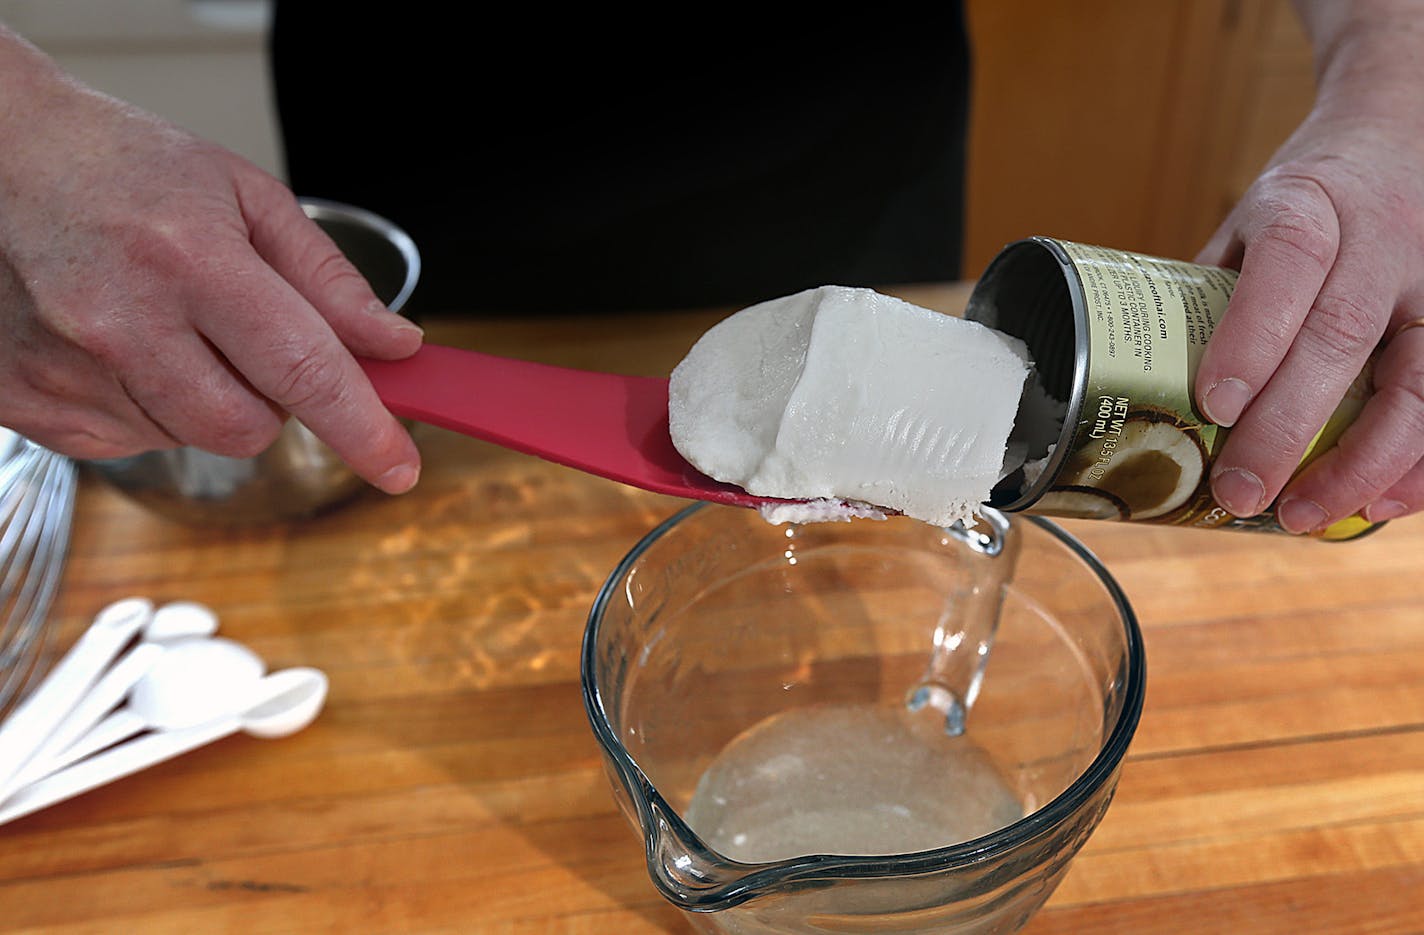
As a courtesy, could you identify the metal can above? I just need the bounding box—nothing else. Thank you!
[966,237,1378,540]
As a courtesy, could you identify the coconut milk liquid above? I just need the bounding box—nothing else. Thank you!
[683,703,1023,863]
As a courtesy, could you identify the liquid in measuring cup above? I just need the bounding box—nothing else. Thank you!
[684,703,1023,863]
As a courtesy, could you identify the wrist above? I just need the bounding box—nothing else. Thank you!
[1301,2,1424,118]
[0,26,93,174]
[0,24,69,110]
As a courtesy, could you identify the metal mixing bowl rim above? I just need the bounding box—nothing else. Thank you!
[298,196,422,315]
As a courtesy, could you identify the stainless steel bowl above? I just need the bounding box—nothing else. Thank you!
[88,198,421,525]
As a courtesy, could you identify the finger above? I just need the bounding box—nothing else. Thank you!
[1210,242,1392,519]
[3,341,178,457]
[12,286,283,459]
[115,330,287,458]
[1275,323,1424,531]
[1363,453,1424,523]
[240,183,422,360]
[0,385,176,461]
[195,263,421,494]
[1207,231,1395,518]
[1194,174,1339,430]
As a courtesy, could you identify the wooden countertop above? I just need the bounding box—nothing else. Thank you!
[4,285,1423,934]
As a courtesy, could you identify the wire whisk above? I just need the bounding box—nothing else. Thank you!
[0,430,77,721]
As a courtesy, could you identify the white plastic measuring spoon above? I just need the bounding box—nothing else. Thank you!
[5,601,223,791]
[19,636,266,784]
[0,666,328,826]
[3,643,166,792]
[142,601,221,644]
[0,427,18,463]
[0,597,154,792]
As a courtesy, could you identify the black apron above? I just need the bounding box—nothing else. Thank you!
[270,7,971,315]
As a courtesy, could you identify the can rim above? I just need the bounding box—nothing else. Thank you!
[967,236,1089,513]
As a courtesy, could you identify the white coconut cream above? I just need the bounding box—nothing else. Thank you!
[669,286,1059,527]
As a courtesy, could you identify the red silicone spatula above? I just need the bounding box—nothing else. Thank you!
[359,344,780,508]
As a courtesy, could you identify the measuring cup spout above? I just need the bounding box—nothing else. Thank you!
[635,785,804,912]
[645,798,741,901]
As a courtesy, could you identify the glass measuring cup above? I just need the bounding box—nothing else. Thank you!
[582,503,1144,934]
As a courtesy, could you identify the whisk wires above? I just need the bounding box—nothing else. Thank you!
[0,440,77,720]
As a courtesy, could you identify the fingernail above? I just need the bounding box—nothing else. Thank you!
[366,300,424,335]
[377,462,420,494]
[1365,499,1408,522]
[1202,378,1251,427]
[1276,497,1327,534]
[1212,467,1265,516]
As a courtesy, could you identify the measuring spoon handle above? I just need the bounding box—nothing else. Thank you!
[0,717,239,826]
[5,643,166,794]
[0,598,153,790]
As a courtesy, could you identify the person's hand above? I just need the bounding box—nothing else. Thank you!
[1194,5,1424,532]
[0,28,422,493]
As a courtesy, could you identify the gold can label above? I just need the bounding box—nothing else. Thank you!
[1030,240,1374,540]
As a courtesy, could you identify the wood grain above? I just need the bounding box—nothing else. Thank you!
[3,288,1422,933]
[963,0,1316,274]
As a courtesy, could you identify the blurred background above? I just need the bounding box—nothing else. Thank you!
[0,0,282,173]
[0,0,1315,281]
[963,0,1315,273]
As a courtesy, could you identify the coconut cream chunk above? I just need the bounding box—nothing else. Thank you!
[668,286,1036,527]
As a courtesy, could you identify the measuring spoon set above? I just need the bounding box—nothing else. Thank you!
[0,597,327,825]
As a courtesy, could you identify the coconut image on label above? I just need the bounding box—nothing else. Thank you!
[1033,485,1130,522]
[1050,405,1209,522]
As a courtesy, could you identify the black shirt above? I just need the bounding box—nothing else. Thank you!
[270,8,970,315]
